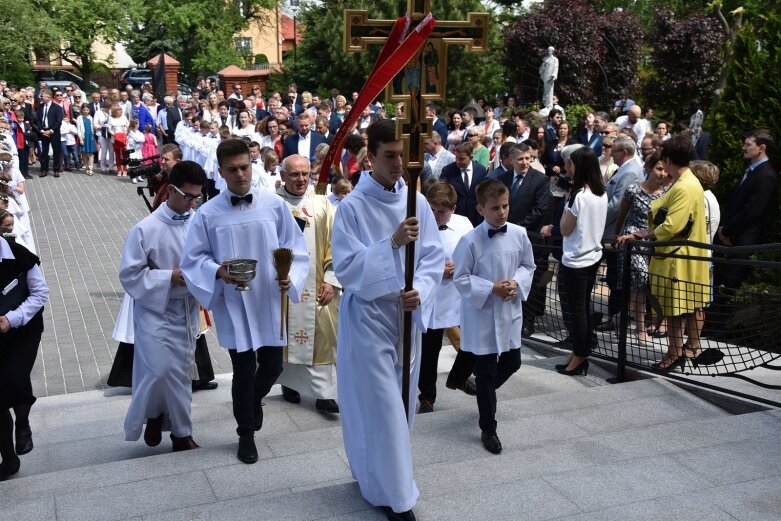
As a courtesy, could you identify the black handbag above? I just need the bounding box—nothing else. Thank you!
[0,271,29,316]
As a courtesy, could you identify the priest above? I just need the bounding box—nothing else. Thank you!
[275,154,340,414]
[180,139,309,464]
[119,161,207,452]
[332,120,444,521]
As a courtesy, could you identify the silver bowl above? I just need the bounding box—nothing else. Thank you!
[223,258,258,291]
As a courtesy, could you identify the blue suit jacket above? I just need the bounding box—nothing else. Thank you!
[433,117,448,145]
[440,160,489,226]
[282,131,327,162]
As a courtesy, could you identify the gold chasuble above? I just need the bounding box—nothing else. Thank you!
[276,187,339,365]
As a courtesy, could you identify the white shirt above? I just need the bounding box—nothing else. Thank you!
[563,187,607,268]
[429,214,473,329]
[297,131,311,158]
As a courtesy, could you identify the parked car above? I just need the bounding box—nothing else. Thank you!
[33,69,100,93]
[120,69,153,89]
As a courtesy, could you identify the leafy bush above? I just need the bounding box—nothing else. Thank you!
[707,12,781,241]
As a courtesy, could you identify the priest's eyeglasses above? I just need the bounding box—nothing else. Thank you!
[281,170,310,179]
[172,184,204,203]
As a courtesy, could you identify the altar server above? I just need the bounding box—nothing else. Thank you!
[452,179,536,454]
[332,120,444,521]
[180,138,308,464]
[120,161,207,452]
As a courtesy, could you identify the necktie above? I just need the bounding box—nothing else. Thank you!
[231,194,253,206]
[172,214,190,221]
[462,168,469,188]
[739,166,751,186]
[488,225,507,238]
[438,224,448,231]
[511,174,524,200]
[43,104,49,128]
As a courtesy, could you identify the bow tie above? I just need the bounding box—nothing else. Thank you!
[488,225,507,238]
[172,214,190,221]
[438,224,449,231]
[251,159,257,164]
[383,186,396,193]
[231,194,253,206]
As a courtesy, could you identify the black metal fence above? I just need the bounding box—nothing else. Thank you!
[528,237,781,404]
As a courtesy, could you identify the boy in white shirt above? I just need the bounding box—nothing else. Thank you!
[417,180,473,413]
[452,179,536,454]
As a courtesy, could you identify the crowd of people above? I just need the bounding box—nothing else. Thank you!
[1,74,779,521]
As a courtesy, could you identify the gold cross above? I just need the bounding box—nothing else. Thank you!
[345,0,489,169]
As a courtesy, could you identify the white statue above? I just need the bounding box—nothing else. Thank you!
[539,46,559,109]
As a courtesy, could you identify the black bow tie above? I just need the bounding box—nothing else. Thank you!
[383,186,396,193]
[488,225,507,238]
[231,194,253,206]
[438,224,449,231]
[251,159,257,164]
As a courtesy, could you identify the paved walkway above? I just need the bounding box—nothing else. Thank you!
[25,165,231,397]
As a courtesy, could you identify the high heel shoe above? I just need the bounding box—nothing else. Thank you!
[652,355,685,373]
[557,359,589,376]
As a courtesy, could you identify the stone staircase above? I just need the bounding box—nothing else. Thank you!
[3,348,781,521]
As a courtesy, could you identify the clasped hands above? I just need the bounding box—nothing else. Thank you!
[492,279,519,302]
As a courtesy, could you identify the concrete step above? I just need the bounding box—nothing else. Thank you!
[3,353,780,521]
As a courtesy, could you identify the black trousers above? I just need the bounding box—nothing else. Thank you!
[523,254,550,326]
[228,347,282,437]
[559,261,600,357]
[475,348,522,433]
[446,349,475,389]
[418,328,444,403]
[604,250,623,318]
[38,132,62,172]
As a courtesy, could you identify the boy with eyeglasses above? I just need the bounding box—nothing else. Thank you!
[119,161,208,453]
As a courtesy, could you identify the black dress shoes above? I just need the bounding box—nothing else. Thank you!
[0,456,20,481]
[594,319,615,332]
[15,425,33,455]
[281,386,301,404]
[143,414,164,447]
[170,434,201,452]
[315,399,339,413]
[381,507,417,521]
[22,174,34,179]
[39,171,48,178]
[481,431,502,454]
[192,380,218,392]
[237,434,258,464]
[445,376,477,396]
[418,399,434,414]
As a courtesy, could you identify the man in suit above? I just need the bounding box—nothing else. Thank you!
[166,97,186,145]
[36,89,64,177]
[544,108,562,148]
[314,116,334,145]
[498,143,551,336]
[89,92,102,117]
[317,103,341,135]
[425,103,447,146]
[717,129,780,288]
[597,135,644,331]
[440,142,488,226]
[487,142,516,178]
[282,112,326,163]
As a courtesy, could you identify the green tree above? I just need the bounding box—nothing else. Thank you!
[285,0,504,107]
[0,1,60,84]
[35,0,135,86]
[707,11,781,238]
[122,0,277,80]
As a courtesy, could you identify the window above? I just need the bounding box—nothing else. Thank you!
[234,37,253,54]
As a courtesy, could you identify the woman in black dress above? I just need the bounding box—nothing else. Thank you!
[0,232,49,481]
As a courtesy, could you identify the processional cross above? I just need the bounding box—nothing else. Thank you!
[342,0,489,417]
[345,0,489,168]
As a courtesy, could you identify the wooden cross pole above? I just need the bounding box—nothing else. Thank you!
[345,0,489,418]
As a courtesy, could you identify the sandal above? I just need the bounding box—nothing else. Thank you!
[682,342,702,360]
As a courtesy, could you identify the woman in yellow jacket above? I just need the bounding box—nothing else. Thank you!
[622,135,710,371]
